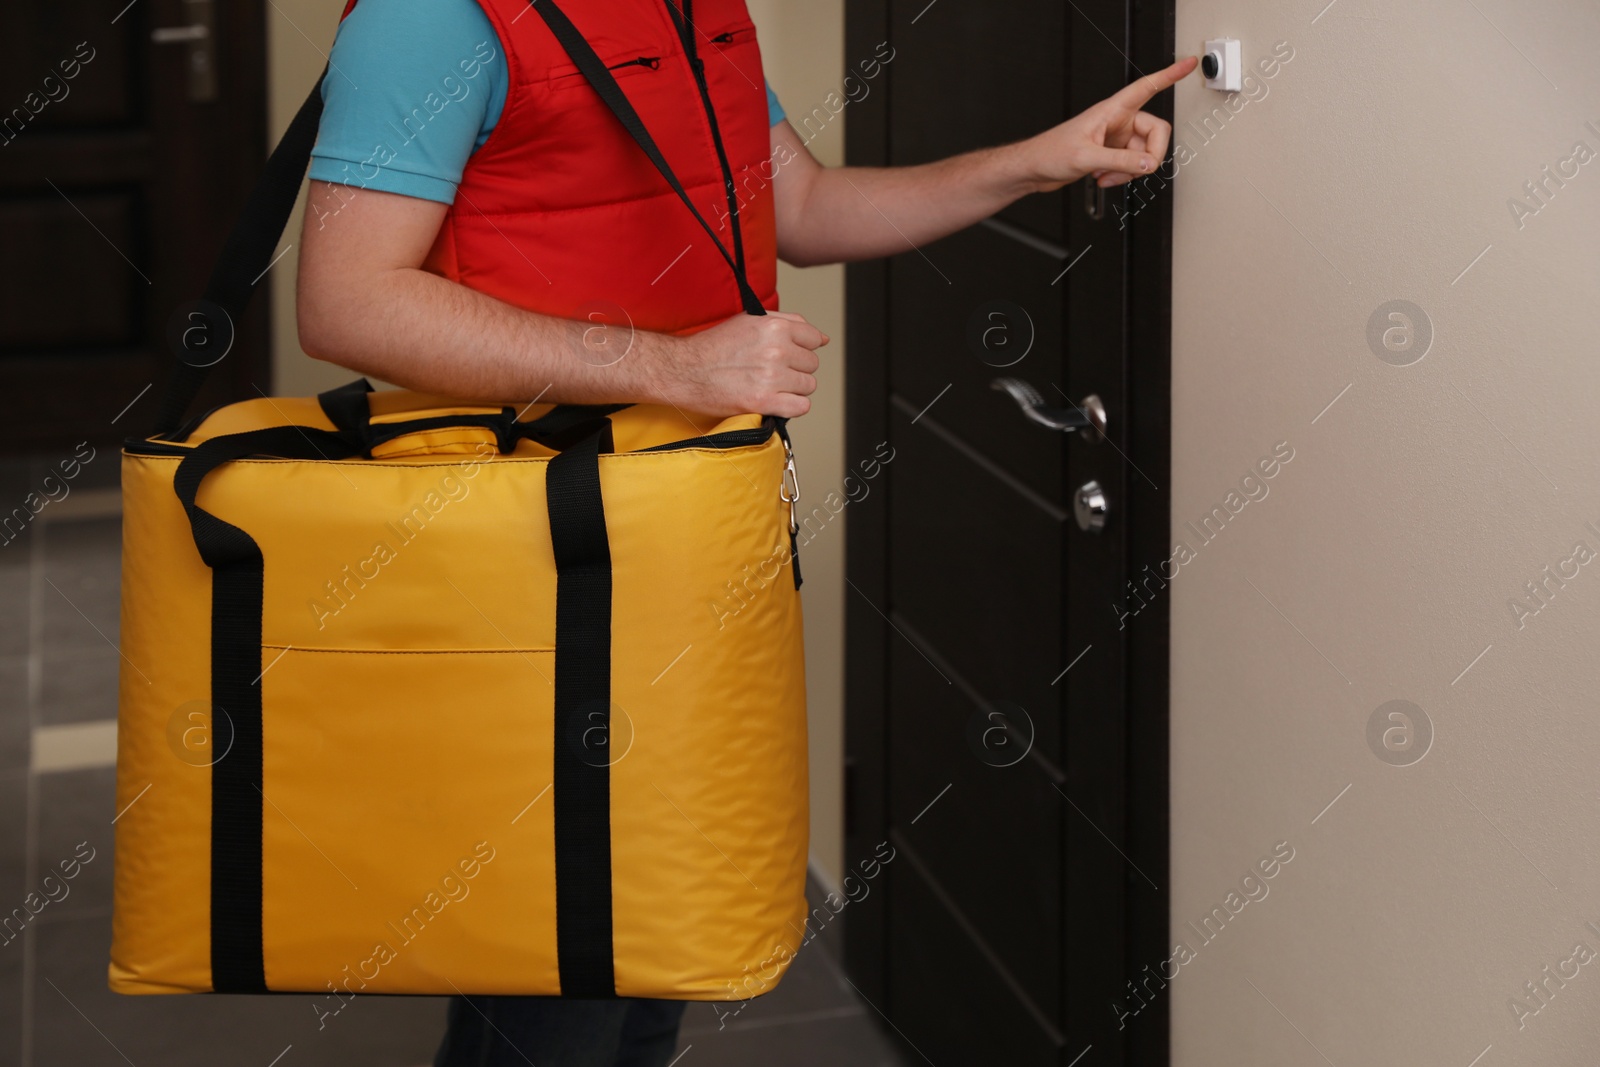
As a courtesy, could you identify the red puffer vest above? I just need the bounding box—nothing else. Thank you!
[339,0,779,334]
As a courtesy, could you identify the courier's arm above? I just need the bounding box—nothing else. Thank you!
[769,57,1195,267]
[294,182,825,418]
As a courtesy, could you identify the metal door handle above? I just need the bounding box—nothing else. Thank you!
[151,25,208,42]
[990,378,1106,442]
[151,0,218,102]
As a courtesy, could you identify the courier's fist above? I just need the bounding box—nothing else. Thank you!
[656,311,828,418]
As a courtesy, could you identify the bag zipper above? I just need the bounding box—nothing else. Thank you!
[125,422,776,459]
[634,422,773,453]
[123,437,194,457]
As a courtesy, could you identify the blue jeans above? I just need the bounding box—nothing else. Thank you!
[434,995,688,1067]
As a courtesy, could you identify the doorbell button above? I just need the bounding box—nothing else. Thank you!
[1201,38,1242,92]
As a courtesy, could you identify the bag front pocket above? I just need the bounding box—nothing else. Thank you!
[256,646,562,994]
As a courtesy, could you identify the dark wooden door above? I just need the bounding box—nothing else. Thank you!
[843,1,1175,1064]
[0,0,269,454]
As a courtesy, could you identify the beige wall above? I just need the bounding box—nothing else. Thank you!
[266,0,345,399]
[265,1,848,886]
[1169,2,1600,1063]
[745,0,847,889]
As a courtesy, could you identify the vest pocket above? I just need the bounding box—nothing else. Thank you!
[707,23,757,49]
[546,54,662,92]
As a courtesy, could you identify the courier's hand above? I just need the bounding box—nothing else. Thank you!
[657,311,828,419]
[1014,56,1197,192]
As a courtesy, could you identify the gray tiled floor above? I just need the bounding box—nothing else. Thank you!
[1,474,911,1067]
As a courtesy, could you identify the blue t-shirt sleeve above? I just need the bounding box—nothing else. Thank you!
[766,82,785,126]
[309,0,784,205]
[308,0,507,205]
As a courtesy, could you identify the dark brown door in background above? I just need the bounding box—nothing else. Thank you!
[844,1,1174,1064]
[0,0,268,455]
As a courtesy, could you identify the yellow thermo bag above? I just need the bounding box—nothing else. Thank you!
[112,387,810,999]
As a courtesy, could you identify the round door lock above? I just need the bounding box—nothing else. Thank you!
[1074,480,1109,533]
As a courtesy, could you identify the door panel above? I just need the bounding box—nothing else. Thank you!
[881,1,1072,1064]
[0,0,269,453]
[886,1,1066,243]
[889,841,1064,1065]
[845,0,1176,1063]
[887,224,1067,503]
[888,651,1063,1027]
[1,195,142,350]
[885,402,1066,765]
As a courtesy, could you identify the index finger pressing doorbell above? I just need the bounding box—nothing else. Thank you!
[1201,38,1242,91]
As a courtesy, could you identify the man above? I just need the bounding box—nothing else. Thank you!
[297,0,1192,1062]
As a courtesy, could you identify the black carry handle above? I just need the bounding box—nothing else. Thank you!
[173,425,359,569]
[526,0,766,318]
[315,377,634,456]
[172,412,620,573]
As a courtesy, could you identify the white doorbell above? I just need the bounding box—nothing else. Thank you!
[1201,38,1242,92]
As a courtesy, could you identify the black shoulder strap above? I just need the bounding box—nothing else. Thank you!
[525,0,766,318]
[151,76,328,437]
